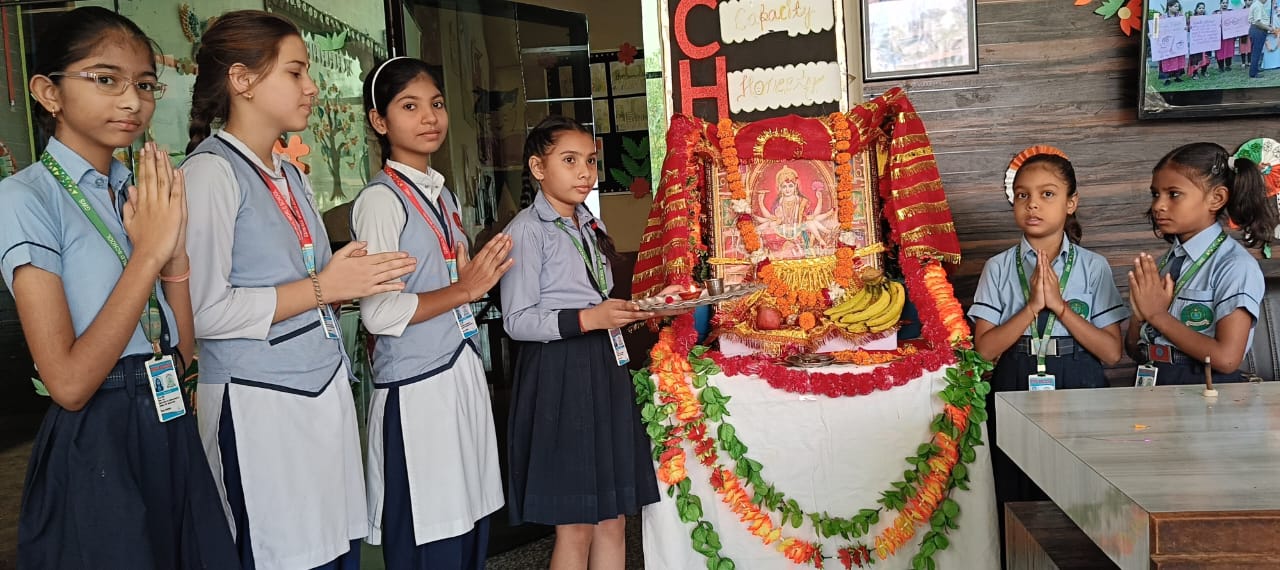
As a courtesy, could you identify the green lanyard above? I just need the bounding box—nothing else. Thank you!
[1159,231,1227,297]
[554,219,608,299]
[1140,231,1228,346]
[41,152,164,356]
[1016,243,1076,371]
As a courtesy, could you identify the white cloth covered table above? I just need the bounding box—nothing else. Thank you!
[642,364,999,569]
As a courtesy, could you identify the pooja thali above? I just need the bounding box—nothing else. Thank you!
[632,282,764,311]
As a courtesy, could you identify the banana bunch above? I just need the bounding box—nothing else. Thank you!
[823,268,906,334]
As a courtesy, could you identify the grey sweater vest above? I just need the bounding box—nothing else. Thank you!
[188,135,349,396]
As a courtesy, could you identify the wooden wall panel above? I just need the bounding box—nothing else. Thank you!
[865,0,1280,380]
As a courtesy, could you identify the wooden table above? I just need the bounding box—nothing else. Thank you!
[996,383,1280,569]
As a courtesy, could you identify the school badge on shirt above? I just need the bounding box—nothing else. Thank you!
[1181,303,1213,331]
[1068,299,1090,319]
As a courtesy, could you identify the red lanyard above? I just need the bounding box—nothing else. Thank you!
[384,166,457,260]
[255,167,312,250]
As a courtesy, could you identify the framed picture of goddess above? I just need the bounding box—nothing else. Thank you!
[711,150,880,285]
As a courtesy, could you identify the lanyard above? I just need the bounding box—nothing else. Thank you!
[1141,231,1228,346]
[221,140,318,275]
[384,167,456,260]
[1016,243,1076,372]
[1159,231,1227,297]
[257,169,313,265]
[41,152,164,356]
[554,219,608,299]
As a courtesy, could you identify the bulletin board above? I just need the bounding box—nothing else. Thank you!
[589,49,652,195]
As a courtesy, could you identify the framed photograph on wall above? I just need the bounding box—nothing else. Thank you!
[861,0,978,81]
[1137,0,1280,119]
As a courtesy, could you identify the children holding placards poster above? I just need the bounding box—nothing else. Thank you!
[1189,3,1213,79]
[1216,0,1237,72]
[1160,1,1189,84]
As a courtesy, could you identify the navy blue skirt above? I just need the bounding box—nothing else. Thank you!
[507,331,660,526]
[986,340,1108,506]
[382,386,490,569]
[18,355,239,569]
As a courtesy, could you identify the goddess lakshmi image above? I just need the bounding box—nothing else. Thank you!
[751,162,839,258]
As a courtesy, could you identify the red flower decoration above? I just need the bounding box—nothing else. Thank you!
[1118,0,1142,36]
[630,177,651,198]
[618,42,638,65]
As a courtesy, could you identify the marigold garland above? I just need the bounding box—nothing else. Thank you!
[830,112,857,288]
[831,343,919,365]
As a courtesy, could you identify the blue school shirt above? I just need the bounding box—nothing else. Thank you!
[1146,222,1262,352]
[0,137,179,358]
[968,234,1129,336]
[500,191,614,342]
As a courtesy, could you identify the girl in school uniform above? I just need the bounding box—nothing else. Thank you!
[969,150,1129,519]
[0,7,237,568]
[1215,0,1237,72]
[501,115,663,569]
[1126,142,1277,385]
[1161,0,1189,84]
[181,11,417,570]
[353,57,510,569]
[1190,3,1213,79]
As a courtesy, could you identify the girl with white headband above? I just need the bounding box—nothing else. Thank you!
[353,56,511,569]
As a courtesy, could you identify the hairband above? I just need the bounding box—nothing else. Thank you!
[1004,145,1069,204]
[1227,156,1237,171]
[369,56,410,111]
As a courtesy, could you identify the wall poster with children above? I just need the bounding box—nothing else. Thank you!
[1143,0,1280,96]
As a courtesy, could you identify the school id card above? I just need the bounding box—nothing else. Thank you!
[454,304,479,339]
[1028,373,1056,391]
[443,259,479,339]
[319,305,341,340]
[1135,364,1158,387]
[146,355,186,422]
[609,327,630,366]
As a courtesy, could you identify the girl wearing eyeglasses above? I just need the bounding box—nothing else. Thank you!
[0,7,238,568]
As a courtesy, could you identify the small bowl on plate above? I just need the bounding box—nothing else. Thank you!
[678,288,704,301]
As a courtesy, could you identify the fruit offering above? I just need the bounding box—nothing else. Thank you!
[823,267,905,334]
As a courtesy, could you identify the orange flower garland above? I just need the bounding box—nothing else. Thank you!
[830,112,856,288]
[719,119,763,257]
[758,262,825,316]
[637,313,989,569]
[922,262,971,346]
[831,343,919,365]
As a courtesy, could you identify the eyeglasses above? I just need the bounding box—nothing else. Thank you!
[46,71,167,100]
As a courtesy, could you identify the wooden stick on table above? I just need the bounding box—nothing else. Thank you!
[1203,356,1217,398]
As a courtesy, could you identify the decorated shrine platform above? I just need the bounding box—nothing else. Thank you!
[996,383,1280,569]
[640,359,1001,569]
[631,89,999,568]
